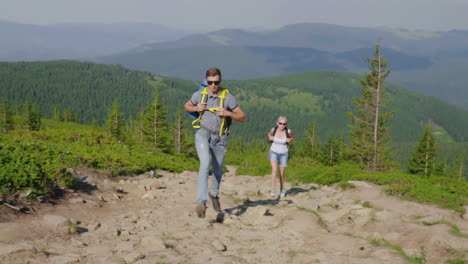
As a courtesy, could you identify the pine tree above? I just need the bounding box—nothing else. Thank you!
[142,93,171,153]
[22,100,41,131]
[171,109,195,155]
[29,104,42,131]
[408,125,436,177]
[106,100,125,142]
[298,121,320,159]
[0,98,14,133]
[454,155,464,181]
[348,44,394,171]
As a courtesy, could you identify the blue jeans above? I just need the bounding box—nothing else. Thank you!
[268,150,289,167]
[195,128,227,204]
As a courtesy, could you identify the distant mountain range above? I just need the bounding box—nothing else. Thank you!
[0,20,194,61]
[95,23,468,109]
[2,21,468,109]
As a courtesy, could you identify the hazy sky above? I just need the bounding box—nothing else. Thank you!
[1,0,467,32]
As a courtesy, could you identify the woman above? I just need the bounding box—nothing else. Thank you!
[267,116,294,198]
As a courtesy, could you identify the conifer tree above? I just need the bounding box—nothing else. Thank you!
[408,125,436,176]
[29,104,42,131]
[320,135,345,166]
[22,100,41,131]
[142,93,171,152]
[298,121,320,159]
[0,98,14,133]
[348,44,394,171]
[171,109,195,155]
[63,108,78,123]
[454,155,464,181]
[106,100,125,142]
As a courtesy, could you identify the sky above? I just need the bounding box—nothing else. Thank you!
[1,0,468,32]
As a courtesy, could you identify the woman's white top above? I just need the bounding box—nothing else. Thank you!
[270,130,289,154]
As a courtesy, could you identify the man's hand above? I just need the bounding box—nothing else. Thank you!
[197,102,207,112]
[217,108,230,117]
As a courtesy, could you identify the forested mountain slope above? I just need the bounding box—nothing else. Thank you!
[1,61,468,142]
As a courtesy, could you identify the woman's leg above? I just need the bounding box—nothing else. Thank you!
[270,160,278,192]
[279,166,286,192]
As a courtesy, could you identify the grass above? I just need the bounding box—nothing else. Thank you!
[369,238,425,264]
[447,259,466,264]
[445,247,468,264]
[286,159,468,212]
[337,181,356,190]
[362,201,373,208]
[423,220,468,239]
[297,206,329,231]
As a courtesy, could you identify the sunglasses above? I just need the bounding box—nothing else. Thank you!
[207,81,221,85]
[278,122,287,125]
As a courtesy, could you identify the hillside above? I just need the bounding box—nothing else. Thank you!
[96,23,468,109]
[1,61,468,143]
[98,46,430,81]
[1,167,467,263]
[0,20,193,61]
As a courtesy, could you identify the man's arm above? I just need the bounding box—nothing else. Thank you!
[184,100,205,113]
[217,106,246,122]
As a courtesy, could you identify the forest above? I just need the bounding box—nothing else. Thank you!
[1,48,467,212]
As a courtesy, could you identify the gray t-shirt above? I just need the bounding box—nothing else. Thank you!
[191,88,238,133]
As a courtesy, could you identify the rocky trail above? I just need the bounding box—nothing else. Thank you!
[1,166,467,264]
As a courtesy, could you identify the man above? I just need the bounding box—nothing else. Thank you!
[184,67,246,218]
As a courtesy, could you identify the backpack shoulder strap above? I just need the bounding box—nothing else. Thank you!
[192,87,209,129]
[272,126,278,137]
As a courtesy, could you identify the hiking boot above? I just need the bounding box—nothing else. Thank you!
[196,202,206,218]
[270,190,276,197]
[280,190,286,198]
[208,193,222,212]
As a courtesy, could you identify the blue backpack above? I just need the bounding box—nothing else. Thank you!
[188,79,208,119]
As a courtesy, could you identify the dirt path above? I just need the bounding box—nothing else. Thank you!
[1,166,467,264]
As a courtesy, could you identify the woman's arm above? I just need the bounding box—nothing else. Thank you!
[286,130,294,143]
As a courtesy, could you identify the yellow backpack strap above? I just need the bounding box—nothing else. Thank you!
[191,87,209,129]
[218,88,230,136]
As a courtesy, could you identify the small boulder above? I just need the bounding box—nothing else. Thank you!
[212,240,227,252]
[418,214,443,225]
[140,236,166,251]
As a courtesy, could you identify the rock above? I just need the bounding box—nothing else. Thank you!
[70,237,87,247]
[223,214,240,225]
[348,181,375,189]
[0,242,36,255]
[91,223,101,231]
[212,239,227,251]
[462,206,468,221]
[48,255,80,264]
[350,208,373,217]
[43,215,72,233]
[375,210,393,221]
[383,232,400,242]
[68,197,85,204]
[241,206,275,225]
[140,236,166,250]
[141,190,159,200]
[418,214,443,225]
[122,252,145,263]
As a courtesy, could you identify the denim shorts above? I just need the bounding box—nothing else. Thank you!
[268,150,289,167]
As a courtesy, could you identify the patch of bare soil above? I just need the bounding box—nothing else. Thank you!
[1,166,467,264]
